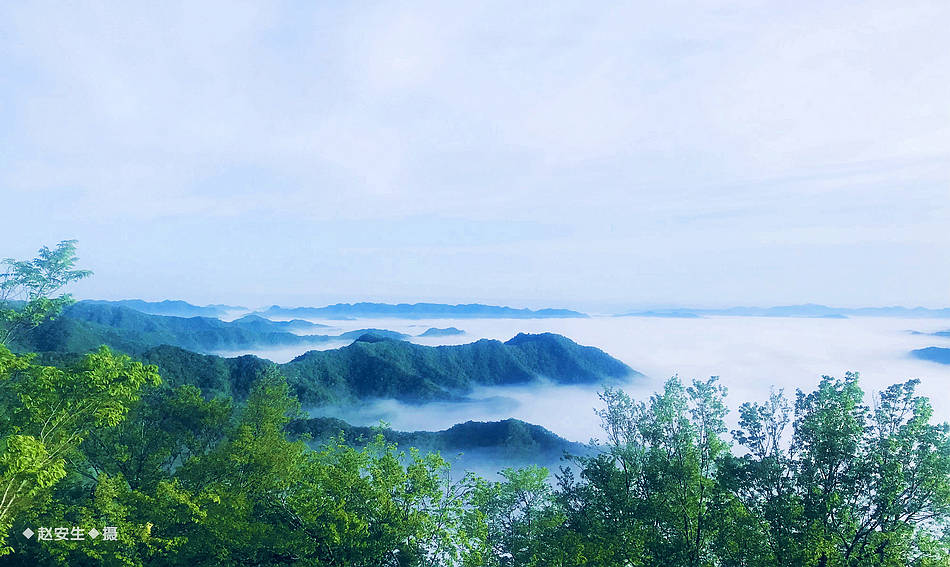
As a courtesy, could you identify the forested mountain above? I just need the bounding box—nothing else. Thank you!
[135,332,636,406]
[229,313,331,332]
[8,298,634,406]
[280,333,636,405]
[291,417,592,476]
[82,299,246,317]
[11,302,333,354]
[335,328,410,341]
[259,302,588,319]
[137,345,274,400]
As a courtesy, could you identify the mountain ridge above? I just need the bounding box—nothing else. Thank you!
[280,332,637,405]
[15,302,334,354]
[116,332,638,407]
[290,417,593,476]
[260,302,588,319]
[617,304,950,318]
[82,299,246,318]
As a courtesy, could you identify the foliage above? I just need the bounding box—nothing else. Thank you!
[552,377,733,566]
[3,355,949,566]
[0,240,92,346]
[724,374,950,567]
[465,466,564,567]
[0,346,159,555]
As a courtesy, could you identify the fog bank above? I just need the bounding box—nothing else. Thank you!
[247,316,950,442]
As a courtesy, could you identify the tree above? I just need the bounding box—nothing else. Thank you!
[285,436,476,566]
[1,240,92,346]
[165,368,308,565]
[465,466,564,567]
[795,376,950,566]
[0,346,159,555]
[557,376,733,567]
[728,374,950,566]
[720,388,801,565]
[81,384,234,491]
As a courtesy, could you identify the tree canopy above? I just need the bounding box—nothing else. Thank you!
[1,240,92,346]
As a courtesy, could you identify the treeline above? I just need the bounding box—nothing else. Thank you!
[3,345,949,566]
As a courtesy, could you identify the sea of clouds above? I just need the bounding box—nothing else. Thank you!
[222,315,950,443]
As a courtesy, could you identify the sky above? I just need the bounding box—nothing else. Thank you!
[1,1,949,312]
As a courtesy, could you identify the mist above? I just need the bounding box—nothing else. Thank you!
[238,315,950,442]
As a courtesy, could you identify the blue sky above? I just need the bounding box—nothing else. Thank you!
[1,1,948,311]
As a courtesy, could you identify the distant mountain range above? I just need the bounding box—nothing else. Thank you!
[907,329,950,338]
[618,304,950,318]
[77,299,950,321]
[259,302,588,319]
[80,299,589,320]
[83,299,247,318]
[12,302,336,354]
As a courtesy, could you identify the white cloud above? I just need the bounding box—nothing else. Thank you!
[1,1,948,307]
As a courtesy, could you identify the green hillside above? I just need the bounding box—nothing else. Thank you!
[110,332,635,406]
[137,344,274,400]
[280,333,637,405]
[11,302,333,354]
[10,301,636,407]
[291,417,593,474]
[82,298,246,317]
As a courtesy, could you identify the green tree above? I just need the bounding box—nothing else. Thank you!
[465,466,564,567]
[0,346,159,555]
[1,240,92,346]
[728,374,950,566]
[285,436,475,566]
[167,368,308,565]
[557,376,733,567]
[81,384,234,491]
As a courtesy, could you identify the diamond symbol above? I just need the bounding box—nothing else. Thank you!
[88,528,100,539]
[22,528,34,539]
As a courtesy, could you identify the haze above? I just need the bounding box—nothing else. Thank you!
[2,2,949,311]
